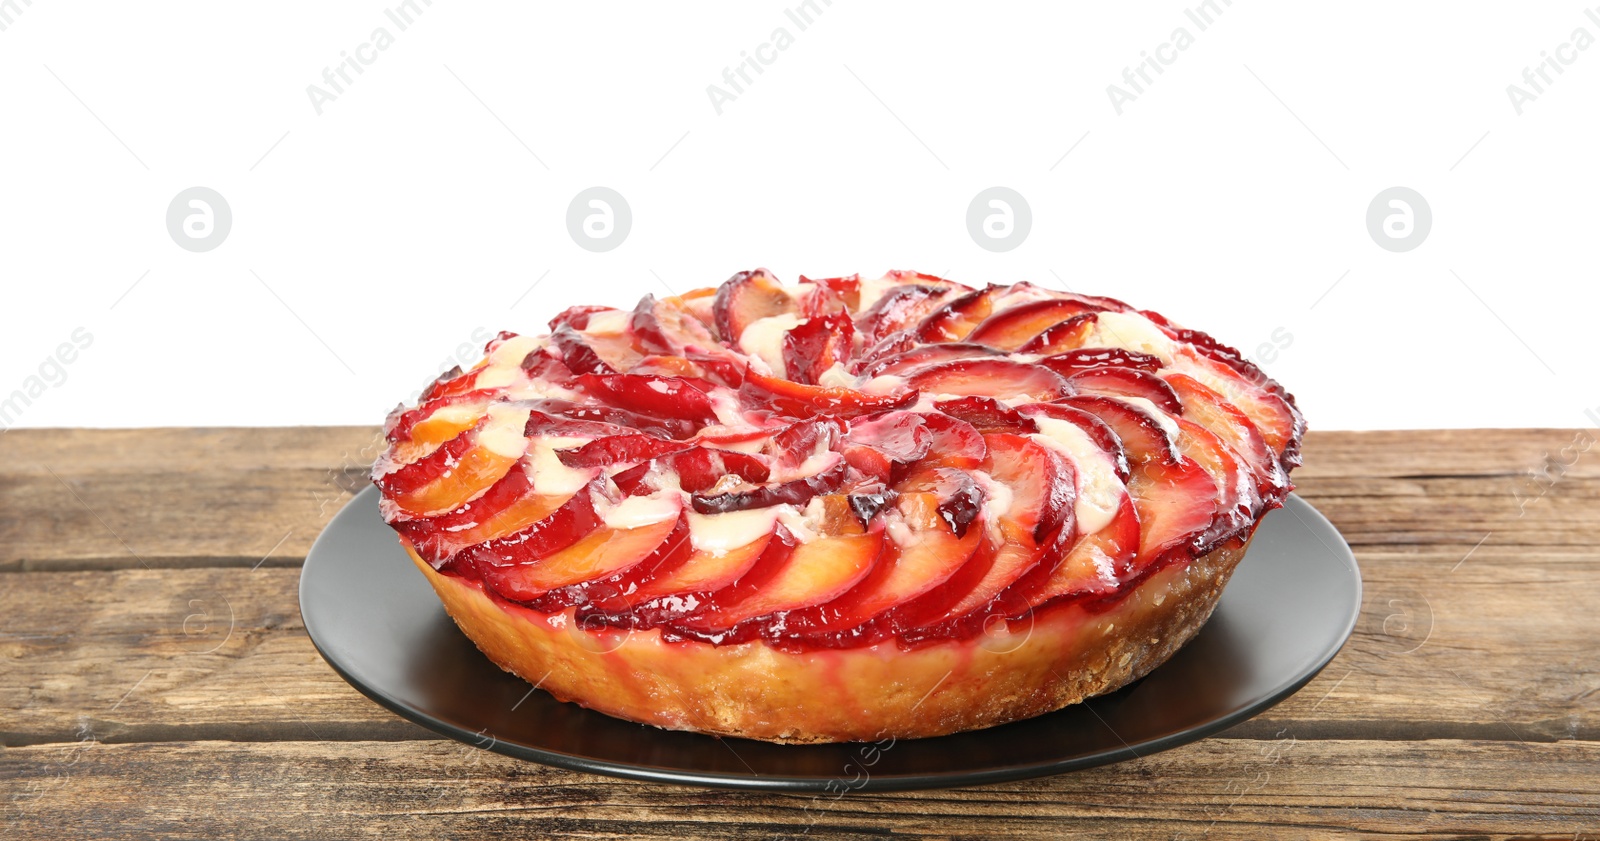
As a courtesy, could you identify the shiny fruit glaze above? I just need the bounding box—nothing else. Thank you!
[372,270,1305,652]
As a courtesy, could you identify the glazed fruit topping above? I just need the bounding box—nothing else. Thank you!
[740,368,919,419]
[374,270,1305,650]
[966,298,1104,351]
[781,311,855,385]
[715,269,796,343]
[690,455,848,515]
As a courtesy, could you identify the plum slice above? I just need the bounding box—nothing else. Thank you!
[769,493,987,642]
[1170,415,1259,554]
[573,373,720,426]
[548,304,616,333]
[1125,454,1217,574]
[607,446,772,497]
[798,273,861,316]
[663,447,772,493]
[917,411,988,469]
[1015,313,1100,355]
[967,298,1104,351]
[855,342,1001,379]
[932,396,1039,434]
[856,284,951,344]
[985,432,1076,546]
[521,513,694,612]
[481,501,683,602]
[1164,373,1287,498]
[1055,395,1182,465]
[913,284,1006,342]
[690,455,849,514]
[1024,493,1139,609]
[1065,367,1185,416]
[781,311,855,385]
[385,388,497,444]
[1036,347,1162,375]
[886,433,1075,641]
[524,398,699,440]
[895,464,986,538]
[905,358,1069,402]
[1017,402,1131,483]
[839,411,932,482]
[555,433,688,469]
[1173,347,1304,464]
[672,521,886,636]
[393,459,561,565]
[454,479,605,573]
[739,368,918,420]
[714,269,795,343]
[577,523,789,630]
[375,408,527,516]
[763,417,845,469]
[549,327,611,376]
[626,295,678,355]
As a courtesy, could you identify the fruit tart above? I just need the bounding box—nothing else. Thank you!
[371,270,1305,743]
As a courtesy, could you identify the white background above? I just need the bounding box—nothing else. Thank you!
[2,1,1597,431]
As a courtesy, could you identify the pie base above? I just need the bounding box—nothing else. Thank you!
[406,528,1255,744]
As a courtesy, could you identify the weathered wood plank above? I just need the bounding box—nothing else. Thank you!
[0,427,385,570]
[0,567,427,745]
[1292,426,1600,479]
[2,546,1596,746]
[3,739,1596,839]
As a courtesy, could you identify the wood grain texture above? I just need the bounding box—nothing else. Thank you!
[0,426,384,570]
[2,427,1598,839]
[3,740,1596,839]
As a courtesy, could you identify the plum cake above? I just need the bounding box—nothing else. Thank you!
[371,270,1305,743]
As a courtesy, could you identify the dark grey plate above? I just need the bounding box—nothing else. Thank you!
[301,486,1360,792]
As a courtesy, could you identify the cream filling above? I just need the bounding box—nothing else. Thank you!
[778,449,839,483]
[860,373,908,395]
[707,389,749,428]
[694,430,769,454]
[483,333,542,371]
[884,515,916,548]
[526,435,598,495]
[1115,395,1182,439]
[986,282,1061,314]
[854,274,903,312]
[908,392,945,414]
[498,377,588,404]
[686,506,787,554]
[473,366,520,390]
[599,491,682,530]
[971,471,1014,542]
[1029,415,1120,536]
[816,362,858,390]
[478,404,533,458]
[1081,310,1179,361]
[775,496,829,544]
[423,401,487,428]
[737,313,802,376]
[582,309,629,336]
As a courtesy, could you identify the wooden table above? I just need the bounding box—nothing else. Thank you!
[3,427,1596,839]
